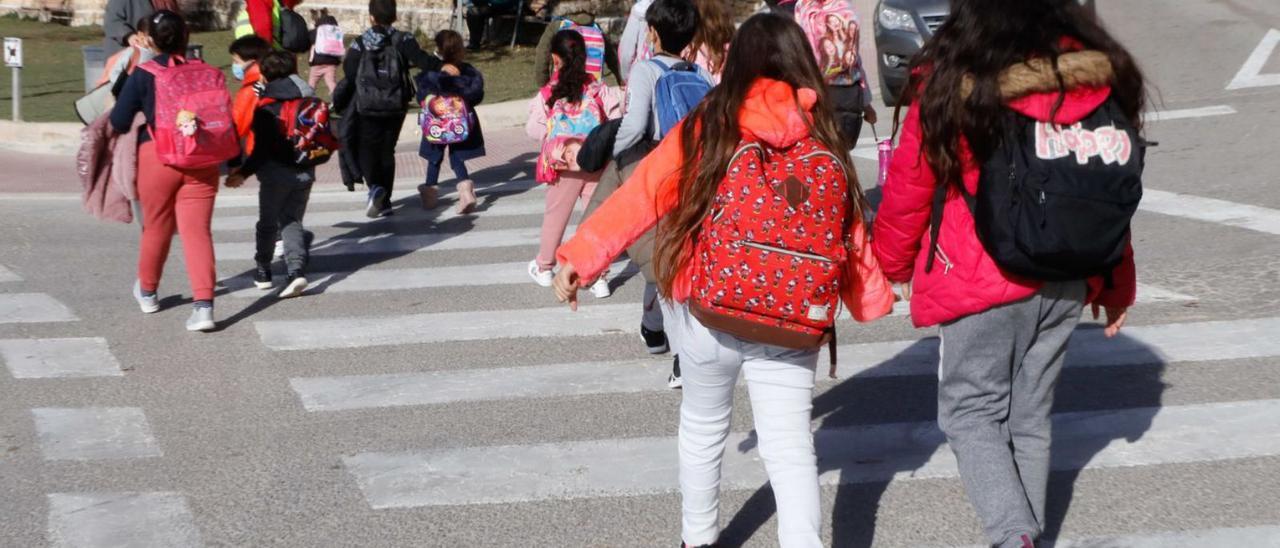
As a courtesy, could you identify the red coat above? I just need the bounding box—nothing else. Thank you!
[872,51,1137,328]
[558,78,895,323]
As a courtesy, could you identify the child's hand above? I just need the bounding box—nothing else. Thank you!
[442,64,461,77]
[553,262,581,311]
[864,105,878,125]
[224,174,245,188]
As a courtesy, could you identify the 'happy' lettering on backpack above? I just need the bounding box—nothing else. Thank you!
[1035,122,1133,166]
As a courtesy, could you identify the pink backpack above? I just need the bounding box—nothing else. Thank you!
[138,58,240,169]
[795,0,863,86]
[536,79,608,183]
[314,24,345,57]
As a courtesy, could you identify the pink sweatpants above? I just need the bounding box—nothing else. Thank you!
[136,142,220,301]
[307,64,338,96]
[536,171,600,271]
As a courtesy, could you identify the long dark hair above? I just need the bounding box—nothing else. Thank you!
[435,30,466,65]
[653,13,864,297]
[149,10,189,56]
[901,0,1146,189]
[687,0,735,75]
[547,30,590,109]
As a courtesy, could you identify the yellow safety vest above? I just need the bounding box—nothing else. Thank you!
[232,0,283,48]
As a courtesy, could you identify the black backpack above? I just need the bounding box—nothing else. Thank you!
[355,32,412,117]
[927,98,1147,281]
[279,8,311,53]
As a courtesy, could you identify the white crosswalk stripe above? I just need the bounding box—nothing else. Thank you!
[0,293,78,323]
[46,492,203,548]
[1,338,124,379]
[32,407,163,461]
[216,226,568,260]
[212,179,540,209]
[344,399,1280,508]
[291,315,1261,412]
[210,198,547,232]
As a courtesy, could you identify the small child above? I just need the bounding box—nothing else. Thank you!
[415,30,485,213]
[525,29,621,295]
[307,9,343,97]
[226,51,318,299]
[228,35,271,145]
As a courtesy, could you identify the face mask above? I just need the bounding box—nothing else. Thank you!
[232,62,247,81]
[137,47,157,64]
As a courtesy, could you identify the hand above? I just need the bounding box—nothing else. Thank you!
[553,262,581,311]
[442,64,461,77]
[1091,304,1129,338]
[127,32,146,48]
[864,105,878,125]
[224,174,245,188]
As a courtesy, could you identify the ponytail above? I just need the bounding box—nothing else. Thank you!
[547,29,590,109]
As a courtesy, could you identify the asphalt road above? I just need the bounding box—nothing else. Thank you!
[2,1,1280,546]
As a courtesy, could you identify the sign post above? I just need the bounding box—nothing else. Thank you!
[3,37,21,121]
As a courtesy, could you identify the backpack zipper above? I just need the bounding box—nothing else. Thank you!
[741,241,834,263]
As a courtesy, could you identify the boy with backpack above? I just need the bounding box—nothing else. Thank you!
[337,0,445,218]
[226,51,338,299]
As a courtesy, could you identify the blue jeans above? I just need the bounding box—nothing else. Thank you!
[424,150,471,187]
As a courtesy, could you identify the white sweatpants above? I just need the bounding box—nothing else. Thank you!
[668,303,822,548]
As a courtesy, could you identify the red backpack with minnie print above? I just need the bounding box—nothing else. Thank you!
[688,137,856,352]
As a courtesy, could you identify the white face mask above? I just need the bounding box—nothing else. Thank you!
[137,46,157,63]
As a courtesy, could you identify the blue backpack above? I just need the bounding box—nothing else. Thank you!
[652,60,713,139]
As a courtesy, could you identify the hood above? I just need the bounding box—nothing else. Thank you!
[738,79,819,149]
[262,76,306,102]
[361,27,394,50]
[244,62,262,85]
[962,50,1115,125]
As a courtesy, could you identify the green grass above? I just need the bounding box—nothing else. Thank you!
[0,15,541,123]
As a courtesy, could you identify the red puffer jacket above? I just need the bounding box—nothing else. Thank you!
[872,50,1137,328]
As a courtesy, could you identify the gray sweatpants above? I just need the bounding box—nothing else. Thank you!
[937,281,1087,548]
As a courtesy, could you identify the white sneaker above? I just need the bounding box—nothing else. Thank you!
[273,239,284,259]
[185,305,216,332]
[527,260,553,287]
[589,276,612,299]
[133,280,160,314]
[279,274,308,299]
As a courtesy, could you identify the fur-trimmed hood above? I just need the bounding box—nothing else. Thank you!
[966,50,1116,125]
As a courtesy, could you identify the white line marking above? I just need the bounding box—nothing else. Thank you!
[212,179,540,209]
[47,492,203,548]
[344,399,1280,508]
[1227,28,1280,90]
[32,407,162,461]
[216,226,569,259]
[292,316,1266,411]
[0,293,78,324]
[0,263,20,282]
[1142,104,1237,122]
[210,198,547,231]
[1,338,123,379]
[256,301,632,350]
[865,282,1192,318]
[1141,189,1280,236]
[221,260,633,298]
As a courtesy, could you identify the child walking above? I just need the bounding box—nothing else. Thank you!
[416,29,485,213]
[872,0,1144,546]
[307,9,343,97]
[525,29,620,295]
[553,14,894,547]
[226,51,323,299]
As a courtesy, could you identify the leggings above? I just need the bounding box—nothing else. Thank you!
[535,171,599,271]
[136,141,220,301]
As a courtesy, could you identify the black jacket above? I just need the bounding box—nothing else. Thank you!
[240,77,311,179]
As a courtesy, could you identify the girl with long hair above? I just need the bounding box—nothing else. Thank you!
[553,13,893,547]
[873,1,1145,546]
[524,30,621,291]
[685,0,735,80]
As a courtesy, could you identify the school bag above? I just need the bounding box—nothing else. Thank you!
[536,80,608,183]
[652,60,713,139]
[795,0,863,86]
[689,137,856,351]
[137,58,239,169]
[279,7,311,53]
[355,32,412,117]
[419,93,472,145]
[313,23,345,57]
[557,19,607,81]
[258,96,340,167]
[926,98,1146,281]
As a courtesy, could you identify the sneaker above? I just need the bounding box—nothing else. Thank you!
[641,325,669,354]
[589,276,612,299]
[527,260,553,287]
[253,264,273,290]
[418,183,439,209]
[132,280,160,314]
[185,304,216,332]
[279,273,308,299]
[273,239,284,259]
[667,355,682,389]
[366,187,389,218]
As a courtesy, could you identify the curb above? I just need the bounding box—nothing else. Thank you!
[0,98,530,157]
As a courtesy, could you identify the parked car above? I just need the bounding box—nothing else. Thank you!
[872,0,1097,105]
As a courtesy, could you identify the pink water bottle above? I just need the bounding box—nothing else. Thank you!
[874,126,893,188]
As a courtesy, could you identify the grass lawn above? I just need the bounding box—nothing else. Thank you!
[0,15,542,123]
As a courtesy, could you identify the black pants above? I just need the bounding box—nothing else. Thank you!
[356,114,406,209]
[255,166,314,275]
[465,0,518,48]
[829,84,866,148]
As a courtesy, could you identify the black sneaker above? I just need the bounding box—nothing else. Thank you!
[641,325,669,354]
[667,355,682,389]
[279,273,309,299]
[253,264,273,290]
